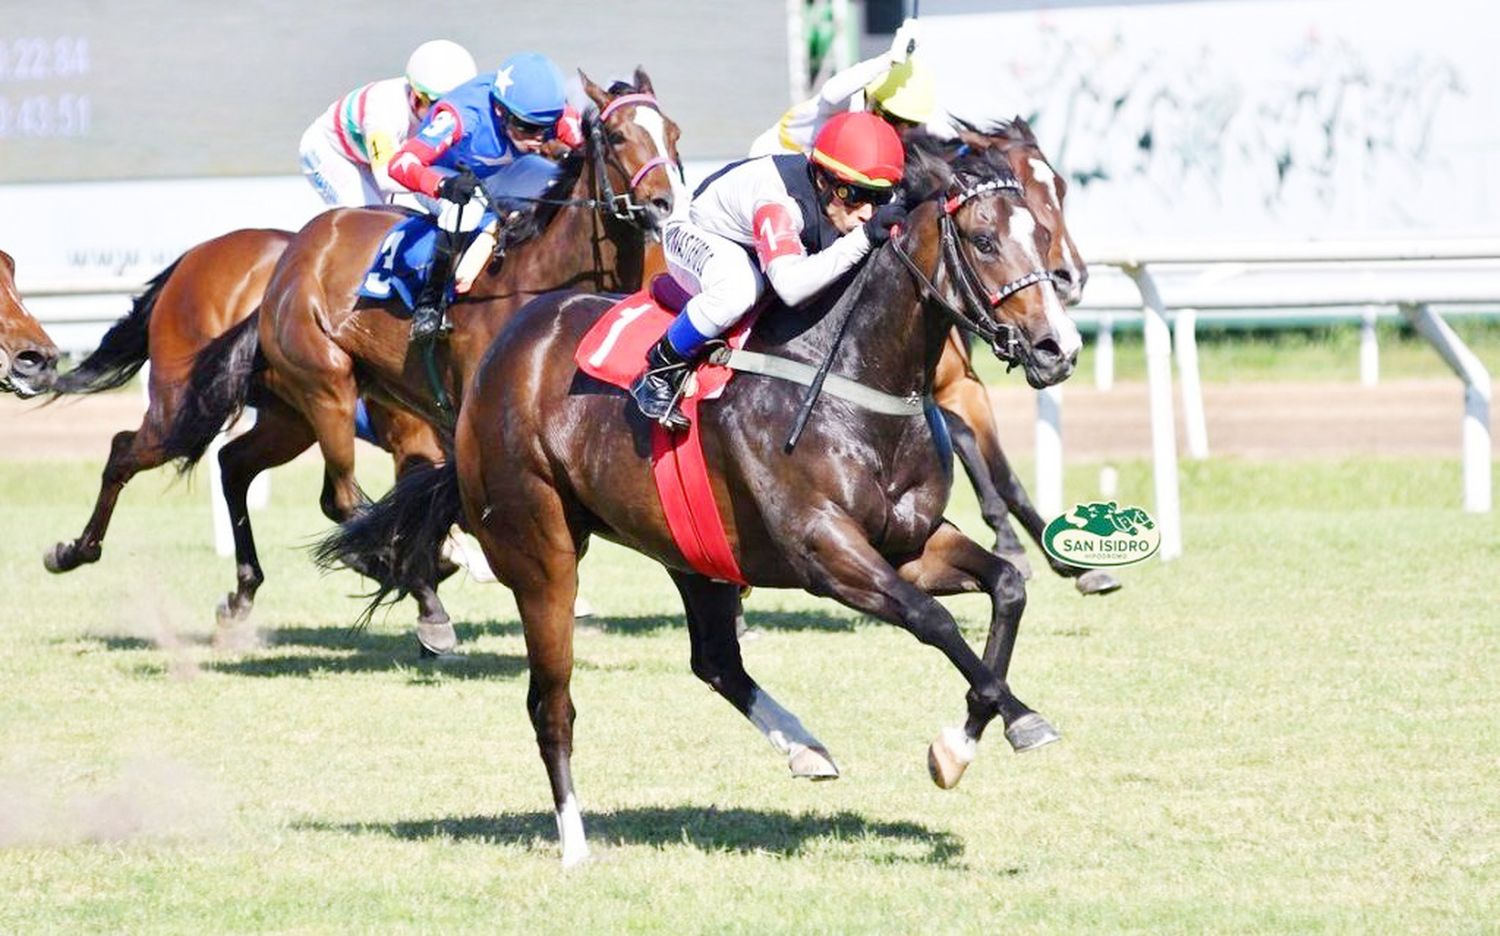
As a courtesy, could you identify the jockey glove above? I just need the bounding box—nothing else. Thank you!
[438,170,482,204]
[863,202,909,245]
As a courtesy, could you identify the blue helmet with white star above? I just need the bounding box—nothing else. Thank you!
[491,52,567,125]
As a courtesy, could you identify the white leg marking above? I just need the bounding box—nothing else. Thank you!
[940,725,978,765]
[556,793,590,868]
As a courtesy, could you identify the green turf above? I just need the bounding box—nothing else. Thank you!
[0,455,1495,933]
[971,318,1500,385]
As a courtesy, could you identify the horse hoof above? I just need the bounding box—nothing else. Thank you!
[573,596,595,619]
[1075,569,1122,596]
[997,551,1033,580]
[927,726,976,789]
[416,620,459,656]
[214,595,251,629]
[1004,713,1061,753]
[42,543,76,574]
[788,743,840,780]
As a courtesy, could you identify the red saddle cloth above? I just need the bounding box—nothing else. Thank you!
[574,277,752,585]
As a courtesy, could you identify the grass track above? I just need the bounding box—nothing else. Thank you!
[0,455,1496,933]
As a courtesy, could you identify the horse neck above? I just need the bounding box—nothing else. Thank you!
[785,212,951,402]
[452,151,646,382]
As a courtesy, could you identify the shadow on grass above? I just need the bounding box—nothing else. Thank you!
[595,609,857,636]
[309,805,964,865]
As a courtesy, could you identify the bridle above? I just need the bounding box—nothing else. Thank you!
[589,92,680,225]
[889,176,1053,366]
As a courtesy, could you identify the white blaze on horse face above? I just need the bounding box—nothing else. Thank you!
[556,792,589,868]
[1008,204,1082,359]
[1028,156,1084,279]
[630,105,689,210]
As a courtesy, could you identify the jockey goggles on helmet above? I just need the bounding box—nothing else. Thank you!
[828,176,895,206]
[503,109,557,141]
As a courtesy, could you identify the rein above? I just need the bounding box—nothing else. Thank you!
[889,177,1053,365]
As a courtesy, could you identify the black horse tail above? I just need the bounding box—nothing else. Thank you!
[50,258,182,396]
[160,311,263,472]
[313,461,462,621]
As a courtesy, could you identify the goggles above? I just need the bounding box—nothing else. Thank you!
[831,181,895,207]
[505,110,556,141]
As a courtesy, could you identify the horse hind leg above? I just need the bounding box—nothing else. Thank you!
[669,571,838,780]
[45,427,159,573]
[214,400,315,638]
[897,521,1060,788]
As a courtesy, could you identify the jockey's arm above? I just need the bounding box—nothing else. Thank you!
[366,130,402,195]
[388,103,464,198]
[815,54,893,116]
[753,201,872,307]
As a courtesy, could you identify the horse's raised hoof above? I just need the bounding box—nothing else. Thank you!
[788,742,840,780]
[998,550,1033,580]
[1074,569,1122,596]
[927,726,977,789]
[416,619,459,657]
[43,541,96,574]
[212,598,262,653]
[1004,713,1061,753]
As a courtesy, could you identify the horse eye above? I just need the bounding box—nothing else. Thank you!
[608,131,627,145]
[971,234,997,255]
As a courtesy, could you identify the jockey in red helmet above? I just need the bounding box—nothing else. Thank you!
[631,111,908,429]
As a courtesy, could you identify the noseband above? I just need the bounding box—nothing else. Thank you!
[591,93,678,224]
[890,176,1052,365]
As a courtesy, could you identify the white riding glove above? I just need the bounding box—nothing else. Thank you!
[888,18,921,62]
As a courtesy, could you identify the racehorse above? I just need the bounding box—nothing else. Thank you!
[931,119,1118,595]
[161,71,685,653]
[41,230,439,605]
[317,137,1081,864]
[0,251,61,398]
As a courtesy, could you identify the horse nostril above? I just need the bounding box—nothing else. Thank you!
[1033,338,1063,362]
[12,349,53,377]
[651,196,672,215]
[1052,268,1073,287]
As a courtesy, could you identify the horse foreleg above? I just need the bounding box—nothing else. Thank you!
[669,571,838,779]
[45,427,160,574]
[940,406,1030,576]
[896,521,1059,788]
[804,519,1047,790]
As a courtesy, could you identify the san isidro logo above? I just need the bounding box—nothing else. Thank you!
[1042,501,1160,568]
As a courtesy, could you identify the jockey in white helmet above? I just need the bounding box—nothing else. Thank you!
[747,18,935,158]
[299,39,479,207]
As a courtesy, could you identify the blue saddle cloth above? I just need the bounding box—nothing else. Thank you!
[357,155,564,310]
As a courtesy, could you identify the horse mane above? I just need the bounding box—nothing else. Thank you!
[951,115,1039,149]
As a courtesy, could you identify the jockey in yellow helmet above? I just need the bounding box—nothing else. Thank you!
[747,18,936,158]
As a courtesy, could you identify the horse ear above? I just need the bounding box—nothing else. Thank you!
[632,66,655,95]
[579,70,609,110]
[0,251,13,277]
[1013,115,1036,140]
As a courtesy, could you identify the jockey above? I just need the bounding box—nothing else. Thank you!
[747,18,934,158]
[299,39,479,207]
[387,51,581,342]
[631,112,908,430]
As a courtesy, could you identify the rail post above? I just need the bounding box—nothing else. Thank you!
[1121,262,1183,561]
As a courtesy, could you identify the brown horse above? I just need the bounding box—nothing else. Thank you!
[318,138,1080,864]
[162,71,684,652]
[0,251,61,397]
[41,230,435,590]
[934,119,1120,595]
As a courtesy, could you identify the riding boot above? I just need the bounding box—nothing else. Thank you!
[411,232,458,343]
[629,336,694,430]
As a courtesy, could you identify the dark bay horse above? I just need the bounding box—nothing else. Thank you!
[319,139,1079,864]
[162,71,684,652]
[933,119,1120,595]
[41,230,437,592]
[0,251,61,397]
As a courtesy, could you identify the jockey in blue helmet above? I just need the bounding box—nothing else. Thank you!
[389,51,580,341]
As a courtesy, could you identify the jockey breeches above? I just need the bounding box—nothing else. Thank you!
[299,123,384,207]
[661,218,765,339]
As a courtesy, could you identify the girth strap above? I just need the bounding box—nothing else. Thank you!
[710,347,927,417]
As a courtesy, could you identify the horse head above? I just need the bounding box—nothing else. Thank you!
[955,117,1088,306]
[579,68,686,233]
[0,250,60,397]
[901,138,1081,389]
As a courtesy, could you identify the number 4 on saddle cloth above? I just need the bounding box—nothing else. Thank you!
[575,275,757,585]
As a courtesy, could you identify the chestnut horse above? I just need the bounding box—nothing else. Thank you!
[163,71,684,653]
[935,119,1120,595]
[318,139,1081,864]
[0,251,61,397]
[42,230,436,589]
